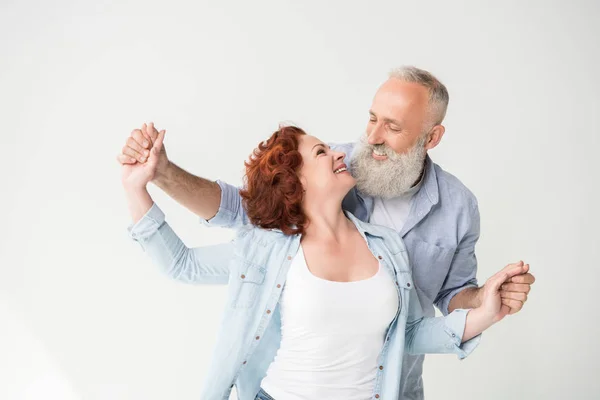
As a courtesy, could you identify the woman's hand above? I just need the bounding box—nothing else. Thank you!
[462,262,529,342]
[120,124,166,192]
[480,262,529,324]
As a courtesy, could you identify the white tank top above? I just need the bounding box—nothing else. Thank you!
[260,246,399,400]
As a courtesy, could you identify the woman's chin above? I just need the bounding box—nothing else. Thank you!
[341,178,357,196]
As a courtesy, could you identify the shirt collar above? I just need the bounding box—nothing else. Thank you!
[421,155,439,206]
[270,212,384,239]
[344,210,385,238]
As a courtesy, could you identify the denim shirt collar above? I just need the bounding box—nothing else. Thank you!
[344,210,385,238]
[266,210,385,239]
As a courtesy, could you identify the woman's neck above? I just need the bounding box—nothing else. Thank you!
[302,203,354,244]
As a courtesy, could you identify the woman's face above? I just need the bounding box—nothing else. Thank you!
[297,134,356,206]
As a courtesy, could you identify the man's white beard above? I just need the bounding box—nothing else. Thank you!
[350,134,428,199]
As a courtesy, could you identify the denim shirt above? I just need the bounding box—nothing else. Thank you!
[205,147,481,400]
[129,204,480,400]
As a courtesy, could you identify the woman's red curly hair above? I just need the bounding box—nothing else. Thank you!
[240,126,307,235]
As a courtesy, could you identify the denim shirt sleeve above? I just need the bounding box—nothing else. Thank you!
[198,180,250,228]
[405,284,481,359]
[434,203,480,315]
[128,203,233,284]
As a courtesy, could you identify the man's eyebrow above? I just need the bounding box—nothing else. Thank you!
[370,110,402,125]
[385,118,402,125]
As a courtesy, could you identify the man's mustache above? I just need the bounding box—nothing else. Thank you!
[365,143,397,158]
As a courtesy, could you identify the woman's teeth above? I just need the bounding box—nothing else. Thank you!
[334,167,347,174]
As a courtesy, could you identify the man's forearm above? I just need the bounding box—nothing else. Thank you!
[448,286,484,313]
[153,162,221,221]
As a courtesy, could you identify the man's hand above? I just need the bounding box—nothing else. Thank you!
[479,262,527,324]
[116,122,170,179]
[120,127,166,191]
[499,261,535,315]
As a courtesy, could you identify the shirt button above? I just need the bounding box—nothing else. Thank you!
[266,310,271,314]
[375,395,380,399]
[240,274,246,279]
[407,283,411,287]
[256,336,260,340]
[379,365,383,370]
[287,256,292,260]
[378,256,383,260]
[242,361,247,364]
[452,333,456,337]
[277,284,281,288]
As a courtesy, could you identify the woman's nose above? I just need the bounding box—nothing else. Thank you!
[335,151,346,161]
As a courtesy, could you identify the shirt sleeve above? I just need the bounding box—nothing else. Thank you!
[405,285,481,359]
[198,180,250,228]
[434,203,480,315]
[129,203,234,284]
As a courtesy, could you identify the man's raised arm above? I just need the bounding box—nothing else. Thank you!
[117,122,249,227]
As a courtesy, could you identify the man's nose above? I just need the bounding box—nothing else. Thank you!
[367,124,384,145]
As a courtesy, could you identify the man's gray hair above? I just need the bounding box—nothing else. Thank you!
[389,66,449,126]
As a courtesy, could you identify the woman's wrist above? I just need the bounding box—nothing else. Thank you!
[123,181,148,195]
[470,306,496,329]
[124,185,154,224]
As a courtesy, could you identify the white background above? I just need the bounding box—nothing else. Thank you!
[1,0,599,399]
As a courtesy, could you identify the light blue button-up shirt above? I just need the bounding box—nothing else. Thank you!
[207,146,481,399]
[129,203,480,400]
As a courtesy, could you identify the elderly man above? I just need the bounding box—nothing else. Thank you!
[118,66,535,400]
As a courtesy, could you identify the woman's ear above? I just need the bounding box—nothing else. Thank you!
[299,175,308,193]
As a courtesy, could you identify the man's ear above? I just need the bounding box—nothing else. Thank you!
[424,124,445,151]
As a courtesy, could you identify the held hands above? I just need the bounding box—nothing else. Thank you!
[479,261,533,324]
[117,122,170,175]
[500,261,534,315]
[119,123,166,191]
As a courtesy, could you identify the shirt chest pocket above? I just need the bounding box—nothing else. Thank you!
[406,239,455,302]
[231,260,267,309]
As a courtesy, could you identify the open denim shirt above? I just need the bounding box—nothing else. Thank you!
[129,203,480,400]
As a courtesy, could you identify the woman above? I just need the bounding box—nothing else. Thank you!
[122,125,518,400]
